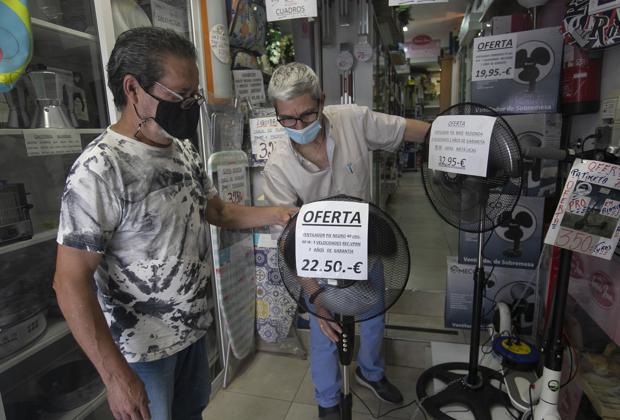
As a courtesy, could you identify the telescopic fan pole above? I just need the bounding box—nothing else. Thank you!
[337,314,355,420]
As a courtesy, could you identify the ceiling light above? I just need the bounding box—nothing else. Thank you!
[403,25,408,32]
[486,23,492,28]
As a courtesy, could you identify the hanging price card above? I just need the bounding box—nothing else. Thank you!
[545,159,620,260]
[428,115,496,177]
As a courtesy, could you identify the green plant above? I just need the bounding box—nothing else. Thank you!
[265,23,295,65]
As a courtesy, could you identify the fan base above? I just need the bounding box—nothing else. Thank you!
[416,362,511,420]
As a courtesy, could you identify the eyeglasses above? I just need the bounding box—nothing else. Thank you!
[276,108,320,128]
[142,80,205,110]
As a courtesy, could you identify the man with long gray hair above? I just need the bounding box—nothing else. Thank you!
[264,62,429,420]
[53,27,295,420]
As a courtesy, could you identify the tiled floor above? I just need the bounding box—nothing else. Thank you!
[202,352,428,420]
[203,172,456,420]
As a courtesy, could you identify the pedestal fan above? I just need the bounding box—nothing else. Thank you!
[416,103,523,420]
[277,195,410,420]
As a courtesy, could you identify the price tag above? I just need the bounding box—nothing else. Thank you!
[337,51,354,72]
[295,201,368,281]
[601,97,618,120]
[545,160,620,260]
[472,33,516,82]
[427,115,496,177]
[354,40,373,62]
[217,164,247,204]
[249,116,288,164]
[232,70,266,105]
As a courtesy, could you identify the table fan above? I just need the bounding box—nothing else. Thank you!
[416,103,523,420]
[277,195,410,420]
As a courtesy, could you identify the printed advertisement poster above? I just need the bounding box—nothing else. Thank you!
[445,257,537,332]
[544,160,620,260]
[459,196,545,270]
[472,27,563,114]
[504,113,562,197]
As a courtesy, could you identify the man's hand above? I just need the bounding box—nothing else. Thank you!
[314,303,342,343]
[106,368,151,420]
[272,206,298,226]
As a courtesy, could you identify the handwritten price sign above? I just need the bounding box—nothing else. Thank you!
[249,116,288,166]
[545,160,620,260]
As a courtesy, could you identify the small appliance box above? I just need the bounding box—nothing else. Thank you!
[472,27,563,114]
[504,113,562,197]
[445,257,537,331]
[459,196,545,270]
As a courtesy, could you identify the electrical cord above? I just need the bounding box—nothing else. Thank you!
[350,386,428,420]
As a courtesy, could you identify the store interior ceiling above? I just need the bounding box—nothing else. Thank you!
[403,0,469,40]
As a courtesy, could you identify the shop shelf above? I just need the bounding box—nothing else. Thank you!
[31,17,97,44]
[0,229,58,256]
[0,318,70,375]
[44,389,107,420]
[0,129,104,137]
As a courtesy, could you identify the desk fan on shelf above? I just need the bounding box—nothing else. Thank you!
[277,195,410,420]
[416,103,523,420]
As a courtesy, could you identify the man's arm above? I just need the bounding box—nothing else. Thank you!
[53,245,150,420]
[403,118,431,144]
[206,195,296,229]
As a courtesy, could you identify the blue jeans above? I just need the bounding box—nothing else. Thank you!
[129,336,210,420]
[308,262,386,408]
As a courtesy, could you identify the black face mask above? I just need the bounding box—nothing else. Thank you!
[153,99,200,140]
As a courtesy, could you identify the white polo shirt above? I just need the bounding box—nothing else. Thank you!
[263,104,406,207]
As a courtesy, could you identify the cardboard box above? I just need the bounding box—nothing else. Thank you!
[504,113,562,197]
[445,256,537,332]
[459,196,545,270]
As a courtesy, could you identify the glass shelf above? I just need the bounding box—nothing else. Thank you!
[0,318,70,376]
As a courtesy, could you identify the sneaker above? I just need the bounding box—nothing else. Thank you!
[318,404,340,420]
[355,367,404,404]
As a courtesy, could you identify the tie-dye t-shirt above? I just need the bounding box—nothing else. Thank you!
[57,128,217,362]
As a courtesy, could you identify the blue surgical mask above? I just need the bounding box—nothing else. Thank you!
[284,119,322,145]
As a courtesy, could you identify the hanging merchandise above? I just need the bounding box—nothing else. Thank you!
[562,0,620,50]
[229,0,267,55]
[353,0,372,62]
[562,43,603,115]
[320,0,334,45]
[0,0,33,92]
[337,47,354,104]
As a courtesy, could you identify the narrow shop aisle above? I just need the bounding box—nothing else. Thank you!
[385,171,457,292]
[202,352,427,420]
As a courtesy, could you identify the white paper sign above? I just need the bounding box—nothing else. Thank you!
[249,116,288,164]
[232,70,266,105]
[296,201,369,281]
[389,0,448,5]
[472,33,517,82]
[217,164,246,204]
[24,130,82,156]
[210,24,231,64]
[545,159,620,260]
[266,0,318,22]
[151,0,188,34]
[428,115,496,177]
[601,97,618,120]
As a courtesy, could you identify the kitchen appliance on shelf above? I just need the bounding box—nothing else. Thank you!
[26,70,74,129]
[0,182,34,246]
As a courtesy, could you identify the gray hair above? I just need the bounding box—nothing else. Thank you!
[267,62,321,103]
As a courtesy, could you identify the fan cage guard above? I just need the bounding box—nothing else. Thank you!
[277,195,410,324]
[421,102,523,233]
